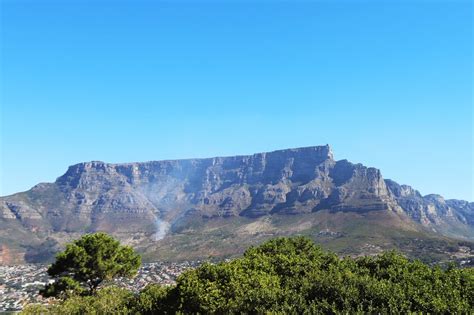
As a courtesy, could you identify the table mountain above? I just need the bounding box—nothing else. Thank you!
[1,145,472,264]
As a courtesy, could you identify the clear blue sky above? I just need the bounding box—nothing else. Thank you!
[1,0,472,200]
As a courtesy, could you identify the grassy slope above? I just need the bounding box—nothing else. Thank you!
[141,210,474,264]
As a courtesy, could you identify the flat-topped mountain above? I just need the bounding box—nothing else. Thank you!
[1,145,473,265]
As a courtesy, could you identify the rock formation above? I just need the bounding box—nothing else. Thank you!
[1,145,472,264]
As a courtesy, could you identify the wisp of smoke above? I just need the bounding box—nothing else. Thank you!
[153,217,170,241]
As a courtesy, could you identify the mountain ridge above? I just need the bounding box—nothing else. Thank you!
[1,145,473,265]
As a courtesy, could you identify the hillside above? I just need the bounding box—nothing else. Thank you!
[1,145,473,264]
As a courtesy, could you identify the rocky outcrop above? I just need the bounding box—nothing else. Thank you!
[314,160,395,213]
[446,199,474,226]
[2,145,392,226]
[385,180,474,239]
[1,145,472,264]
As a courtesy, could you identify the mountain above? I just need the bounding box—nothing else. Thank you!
[1,145,473,265]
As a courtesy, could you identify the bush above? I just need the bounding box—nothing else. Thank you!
[153,237,473,313]
[24,236,474,314]
[23,286,134,314]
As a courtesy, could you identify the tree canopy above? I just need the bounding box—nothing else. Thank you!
[40,232,141,297]
[26,236,473,314]
[164,237,473,313]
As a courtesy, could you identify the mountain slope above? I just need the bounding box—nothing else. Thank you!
[1,145,472,264]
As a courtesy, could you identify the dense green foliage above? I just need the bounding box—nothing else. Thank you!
[40,232,141,297]
[24,286,135,314]
[25,236,473,314]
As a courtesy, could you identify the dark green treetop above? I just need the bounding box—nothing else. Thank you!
[40,232,141,297]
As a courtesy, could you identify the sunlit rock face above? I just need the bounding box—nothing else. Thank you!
[1,145,473,264]
[6,145,390,221]
[385,180,474,238]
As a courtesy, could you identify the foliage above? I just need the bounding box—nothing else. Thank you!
[40,276,85,299]
[26,236,473,314]
[129,284,176,314]
[40,232,141,297]
[143,237,474,314]
[23,286,134,314]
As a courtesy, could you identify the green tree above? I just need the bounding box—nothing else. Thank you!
[26,236,473,314]
[40,232,141,297]
[137,237,473,314]
[130,284,176,314]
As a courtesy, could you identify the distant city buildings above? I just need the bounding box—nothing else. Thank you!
[0,261,201,312]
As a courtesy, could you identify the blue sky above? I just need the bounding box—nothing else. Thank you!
[1,0,472,200]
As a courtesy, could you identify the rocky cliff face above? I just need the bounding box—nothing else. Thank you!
[385,180,474,239]
[0,145,472,263]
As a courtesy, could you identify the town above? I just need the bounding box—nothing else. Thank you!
[0,261,200,312]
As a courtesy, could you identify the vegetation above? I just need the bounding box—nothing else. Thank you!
[141,212,473,265]
[24,236,473,314]
[40,232,141,298]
